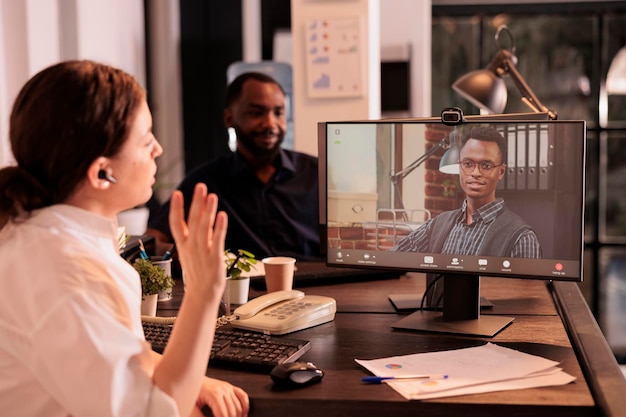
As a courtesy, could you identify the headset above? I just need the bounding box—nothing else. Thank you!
[97,170,117,184]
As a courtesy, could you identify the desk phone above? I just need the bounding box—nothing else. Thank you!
[231,290,336,335]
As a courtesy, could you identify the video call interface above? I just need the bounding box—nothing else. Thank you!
[323,119,586,283]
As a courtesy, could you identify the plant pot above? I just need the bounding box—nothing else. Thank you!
[227,277,250,306]
[158,288,173,301]
[141,294,159,316]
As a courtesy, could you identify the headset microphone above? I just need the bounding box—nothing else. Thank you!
[97,170,117,184]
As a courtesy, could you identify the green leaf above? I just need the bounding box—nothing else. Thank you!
[132,258,175,299]
[224,249,257,280]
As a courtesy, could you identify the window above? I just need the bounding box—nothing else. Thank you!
[432,2,626,361]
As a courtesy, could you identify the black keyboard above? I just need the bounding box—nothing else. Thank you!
[142,321,312,373]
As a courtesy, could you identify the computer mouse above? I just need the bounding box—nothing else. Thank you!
[270,361,324,387]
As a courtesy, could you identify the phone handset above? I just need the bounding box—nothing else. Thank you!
[233,289,305,320]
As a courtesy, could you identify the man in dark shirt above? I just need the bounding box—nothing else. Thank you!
[147,72,322,261]
[392,125,541,258]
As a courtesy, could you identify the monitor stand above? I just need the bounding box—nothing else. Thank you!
[389,273,494,310]
[388,293,494,310]
[391,274,513,337]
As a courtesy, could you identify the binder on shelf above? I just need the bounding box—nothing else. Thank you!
[526,125,538,190]
[538,125,553,190]
[496,126,506,191]
[515,125,527,190]
[506,126,517,190]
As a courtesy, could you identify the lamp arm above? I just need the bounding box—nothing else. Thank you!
[503,58,558,120]
[390,139,446,184]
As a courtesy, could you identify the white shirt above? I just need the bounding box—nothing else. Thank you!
[0,205,179,417]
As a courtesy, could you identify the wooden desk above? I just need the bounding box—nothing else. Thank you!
[157,274,626,417]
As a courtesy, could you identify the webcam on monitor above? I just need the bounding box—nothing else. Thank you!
[440,107,465,125]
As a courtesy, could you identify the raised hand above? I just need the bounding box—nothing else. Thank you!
[169,183,228,303]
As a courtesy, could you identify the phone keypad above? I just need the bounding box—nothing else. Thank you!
[265,300,315,320]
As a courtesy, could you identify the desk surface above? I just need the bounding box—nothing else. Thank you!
[157,274,626,417]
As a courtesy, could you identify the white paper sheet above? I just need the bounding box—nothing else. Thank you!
[388,366,575,400]
[356,342,575,399]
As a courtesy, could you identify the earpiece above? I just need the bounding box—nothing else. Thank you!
[97,170,117,184]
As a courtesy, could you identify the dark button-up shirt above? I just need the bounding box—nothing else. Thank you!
[148,149,322,261]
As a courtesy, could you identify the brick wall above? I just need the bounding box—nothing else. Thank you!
[424,124,462,217]
[327,224,413,251]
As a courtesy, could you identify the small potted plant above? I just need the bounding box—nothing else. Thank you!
[224,249,257,306]
[133,258,175,316]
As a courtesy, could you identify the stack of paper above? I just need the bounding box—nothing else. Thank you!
[355,342,575,400]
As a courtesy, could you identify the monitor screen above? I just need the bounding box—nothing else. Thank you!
[319,115,586,336]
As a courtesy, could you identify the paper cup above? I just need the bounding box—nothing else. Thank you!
[262,257,296,293]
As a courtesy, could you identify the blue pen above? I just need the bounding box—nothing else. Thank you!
[361,374,448,384]
[162,244,176,261]
[138,239,149,260]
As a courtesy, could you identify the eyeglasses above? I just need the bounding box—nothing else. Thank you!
[458,159,504,173]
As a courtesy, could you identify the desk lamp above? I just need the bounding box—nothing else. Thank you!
[438,129,461,174]
[390,129,460,210]
[607,45,626,95]
[452,25,558,120]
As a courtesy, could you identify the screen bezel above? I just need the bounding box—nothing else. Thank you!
[319,115,586,284]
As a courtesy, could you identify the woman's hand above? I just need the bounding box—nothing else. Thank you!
[169,183,228,302]
[189,377,250,417]
[162,184,245,417]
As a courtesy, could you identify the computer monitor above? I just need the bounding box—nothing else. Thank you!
[319,113,586,336]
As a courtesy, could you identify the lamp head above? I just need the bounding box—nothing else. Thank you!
[452,49,516,114]
[439,130,461,174]
[452,25,557,119]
